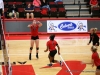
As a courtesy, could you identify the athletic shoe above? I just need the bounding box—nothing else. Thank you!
[17,61,27,64]
[29,54,31,60]
[36,54,39,59]
[60,61,63,66]
[18,61,22,64]
[47,64,52,67]
[23,61,27,64]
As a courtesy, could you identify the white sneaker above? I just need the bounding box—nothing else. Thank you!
[60,61,63,66]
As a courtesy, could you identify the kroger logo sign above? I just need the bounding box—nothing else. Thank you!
[58,22,77,31]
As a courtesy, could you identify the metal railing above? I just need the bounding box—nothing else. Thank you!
[78,0,81,17]
[74,0,75,4]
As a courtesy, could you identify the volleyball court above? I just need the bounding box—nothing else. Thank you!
[6,33,98,75]
[1,19,100,75]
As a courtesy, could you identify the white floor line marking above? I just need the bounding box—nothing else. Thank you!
[59,55,73,75]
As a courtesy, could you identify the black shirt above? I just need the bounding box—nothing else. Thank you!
[9,6,18,12]
[89,33,99,44]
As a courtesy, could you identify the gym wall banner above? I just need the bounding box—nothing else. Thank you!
[47,20,88,33]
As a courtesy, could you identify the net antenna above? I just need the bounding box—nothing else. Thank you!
[1,16,12,75]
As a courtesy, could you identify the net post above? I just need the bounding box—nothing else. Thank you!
[1,16,12,75]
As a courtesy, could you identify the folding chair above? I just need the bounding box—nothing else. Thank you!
[4,2,8,8]
[8,2,14,5]
[34,8,41,18]
[4,8,9,18]
[50,8,58,17]
[18,8,25,18]
[41,8,49,18]
[49,2,56,8]
[23,2,33,8]
[16,2,23,8]
[26,2,33,5]
[57,1,64,8]
[8,2,15,7]
[91,6,100,17]
[58,8,66,17]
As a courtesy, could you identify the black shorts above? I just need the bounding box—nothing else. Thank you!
[96,65,100,70]
[31,36,39,40]
[49,50,57,57]
[93,42,99,46]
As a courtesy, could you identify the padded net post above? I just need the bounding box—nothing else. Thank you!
[1,16,12,75]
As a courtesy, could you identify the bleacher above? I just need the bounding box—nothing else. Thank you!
[3,0,66,18]
[63,0,91,18]
[3,0,100,18]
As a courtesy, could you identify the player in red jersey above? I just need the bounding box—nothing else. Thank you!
[28,20,42,60]
[91,46,100,75]
[44,34,62,66]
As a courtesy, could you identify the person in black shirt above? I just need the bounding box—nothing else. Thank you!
[8,4,19,19]
[88,28,99,46]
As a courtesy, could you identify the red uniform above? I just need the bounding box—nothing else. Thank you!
[92,52,100,66]
[47,40,58,51]
[90,0,98,6]
[30,24,39,36]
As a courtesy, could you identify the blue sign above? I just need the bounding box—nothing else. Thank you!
[58,22,77,31]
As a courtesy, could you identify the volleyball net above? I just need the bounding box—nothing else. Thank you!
[1,17,12,75]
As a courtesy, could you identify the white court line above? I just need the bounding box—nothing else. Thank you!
[59,55,73,75]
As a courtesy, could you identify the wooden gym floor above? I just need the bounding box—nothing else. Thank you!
[0,35,100,75]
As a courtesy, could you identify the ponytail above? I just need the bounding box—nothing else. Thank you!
[94,28,97,33]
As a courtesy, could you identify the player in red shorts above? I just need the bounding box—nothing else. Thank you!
[91,46,100,75]
[44,34,62,66]
[28,20,42,60]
